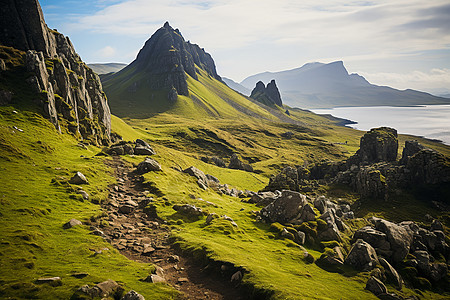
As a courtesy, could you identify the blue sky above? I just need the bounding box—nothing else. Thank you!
[40,0,450,94]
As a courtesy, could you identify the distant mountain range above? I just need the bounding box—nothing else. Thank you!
[88,63,127,74]
[237,61,450,109]
[222,77,251,95]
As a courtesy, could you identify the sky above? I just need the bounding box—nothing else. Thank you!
[40,0,450,95]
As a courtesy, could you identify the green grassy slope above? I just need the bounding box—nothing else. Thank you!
[0,107,178,299]
[112,117,449,300]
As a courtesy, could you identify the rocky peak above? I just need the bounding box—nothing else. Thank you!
[0,0,111,145]
[250,79,283,107]
[128,22,221,98]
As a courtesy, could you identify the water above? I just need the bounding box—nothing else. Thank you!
[311,105,450,145]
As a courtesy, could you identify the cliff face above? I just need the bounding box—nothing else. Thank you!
[0,0,111,145]
[112,21,221,101]
[250,79,283,107]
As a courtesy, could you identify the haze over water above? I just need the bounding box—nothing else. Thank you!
[312,105,450,146]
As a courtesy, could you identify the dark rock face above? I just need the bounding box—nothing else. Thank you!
[349,127,398,165]
[126,21,221,97]
[0,0,111,145]
[228,153,253,172]
[259,190,307,223]
[345,239,379,271]
[400,140,425,165]
[250,79,283,107]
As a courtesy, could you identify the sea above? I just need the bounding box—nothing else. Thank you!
[311,105,450,146]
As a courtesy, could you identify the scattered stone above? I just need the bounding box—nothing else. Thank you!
[135,139,156,155]
[76,189,89,200]
[374,218,412,262]
[145,274,165,283]
[228,153,253,172]
[122,290,145,300]
[206,213,218,225]
[36,277,62,286]
[231,271,243,283]
[296,231,306,245]
[365,276,387,296]
[71,272,89,279]
[63,218,82,229]
[69,172,88,184]
[177,277,189,283]
[345,239,379,271]
[168,255,180,263]
[136,157,162,173]
[142,244,155,256]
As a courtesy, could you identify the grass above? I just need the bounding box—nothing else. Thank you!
[0,106,179,299]
[111,113,450,299]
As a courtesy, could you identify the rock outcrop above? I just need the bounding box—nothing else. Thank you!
[263,127,450,201]
[0,0,111,145]
[250,79,283,107]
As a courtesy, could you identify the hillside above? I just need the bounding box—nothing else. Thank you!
[87,63,127,75]
[1,1,450,300]
[222,77,251,95]
[240,61,450,109]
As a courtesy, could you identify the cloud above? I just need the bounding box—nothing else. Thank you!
[359,68,450,92]
[97,45,116,58]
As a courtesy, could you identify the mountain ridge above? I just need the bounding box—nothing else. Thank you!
[240,61,450,109]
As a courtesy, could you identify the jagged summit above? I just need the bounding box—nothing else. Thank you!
[0,0,111,145]
[250,79,283,107]
[115,22,221,101]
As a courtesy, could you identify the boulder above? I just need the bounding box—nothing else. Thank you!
[318,224,342,242]
[122,290,145,300]
[295,203,317,223]
[134,139,156,156]
[379,257,402,290]
[136,157,162,173]
[365,276,387,296]
[295,231,306,245]
[206,213,218,224]
[76,189,89,200]
[69,172,88,184]
[63,218,82,229]
[353,226,390,250]
[173,204,204,216]
[374,219,413,262]
[183,166,208,187]
[345,239,379,271]
[249,191,280,207]
[259,190,307,223]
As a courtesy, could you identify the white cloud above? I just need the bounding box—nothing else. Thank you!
[97,45,116,58]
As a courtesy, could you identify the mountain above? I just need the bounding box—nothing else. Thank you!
[222,77,251,95]
[240,61,450,109]
[250,79,283,107]
[102,22,294,121]
[87,63,127,74]
[0,0,111,145]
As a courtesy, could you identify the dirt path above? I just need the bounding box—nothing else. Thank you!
[102,156,244,300]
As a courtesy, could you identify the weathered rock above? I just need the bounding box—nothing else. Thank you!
[345,239,379,270]
[259,190,307,223]
[145,274,165,283]
[377,293,403,300]
[134,139,156,155]
[366,276,387,296]
[318,225,342,242]
[122,290,145,300]
[295,231,306,245]
[183,166,208,187]
[374,219,413,262]
[295,203,317,223]
[264,166,299,192]
[248,191,280,206]
[206,213,218,224]
[173,204,204,216]
[76,189,89,200]
[353,226,390,250]
[119,205,134,214]
[250,80,283,107]
[63,218,82,229]
[400,140,426,165]
[228,153,253,172]
[379,257,402,290]
[136,157,162,173]
[36,277,62,286]
[69,172,88,184]
[231,270,243,283]
[430,219,444,232]
[349,127,398,165]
